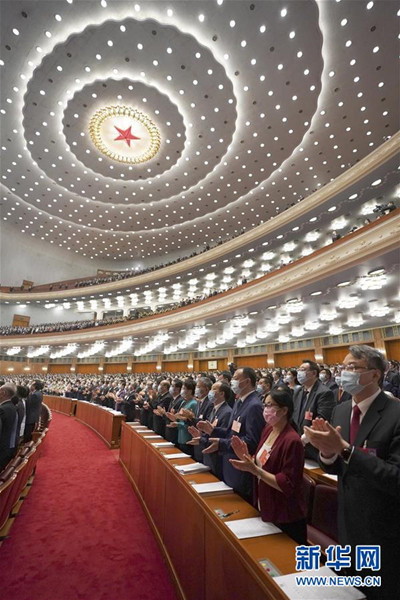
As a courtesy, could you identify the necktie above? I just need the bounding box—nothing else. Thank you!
[299,389,309,420]
[350,404,361,444]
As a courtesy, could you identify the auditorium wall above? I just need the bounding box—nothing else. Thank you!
[0,223,194,287]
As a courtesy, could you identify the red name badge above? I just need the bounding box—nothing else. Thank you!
[305,411,313,421]
[259,448,269,466]
[359,447,377,456]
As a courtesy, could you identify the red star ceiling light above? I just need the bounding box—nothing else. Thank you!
[89,106,161,164]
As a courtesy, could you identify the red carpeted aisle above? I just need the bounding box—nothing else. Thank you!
[0,412,178,600]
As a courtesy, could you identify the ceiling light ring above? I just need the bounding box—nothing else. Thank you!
[89,105,161,164]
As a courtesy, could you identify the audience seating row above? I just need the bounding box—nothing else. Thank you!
[0,406,52,542]
[302,474,338,552]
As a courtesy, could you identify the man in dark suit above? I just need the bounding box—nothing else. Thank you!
[152,380,173,437]
[24,380,44,442]
[305,345,400,600]
[293,359,335,459]
[192,377,213,462]
[0,383,18,471]
[191,381,233,478]
[199,367,264,501]
[164,380,184,445]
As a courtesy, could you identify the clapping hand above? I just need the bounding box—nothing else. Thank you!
[202,438,220,454]
[197,420,214,435]
[229,454,258,475]
[188,425,201,438]
[231,435,249,460]
[304,417,348,458]
[166,411,177,422]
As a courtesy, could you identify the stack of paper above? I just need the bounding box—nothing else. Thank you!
[191,481,233,495]
[174,462,211,474]
[143,435,163,439]
[162,452,188,460]
[304,459,320,470]
[323,474,338,482]
[274,567,366,599]
[226,517,281,539]
[153,441,175,447]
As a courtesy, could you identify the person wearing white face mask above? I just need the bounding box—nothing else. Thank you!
[229,389,307,544]
[198,367,264,502]
[293,360,335,459]
[152,380,173,438]
[305,345,400,600]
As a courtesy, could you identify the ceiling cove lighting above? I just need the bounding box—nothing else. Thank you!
[88,106,161,164]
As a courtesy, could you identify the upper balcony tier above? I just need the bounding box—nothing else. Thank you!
[1,208,399,350]
[0,133,398,305]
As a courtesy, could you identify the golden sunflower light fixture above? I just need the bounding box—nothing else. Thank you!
[88,105,161,164]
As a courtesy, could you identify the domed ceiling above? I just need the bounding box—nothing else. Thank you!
[0,0,398,263]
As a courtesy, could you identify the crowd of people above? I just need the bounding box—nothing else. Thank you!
[0,289,227,336]
[0,380,44,471]
[1,348,399,597]
[3,201,396,296]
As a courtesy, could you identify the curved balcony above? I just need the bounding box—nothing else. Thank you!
[1,209,398,349]
[0,133,398,304]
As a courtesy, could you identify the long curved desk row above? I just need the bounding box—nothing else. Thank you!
[43,394,77,417]
[43,396,125,448]
[119,421,301,600]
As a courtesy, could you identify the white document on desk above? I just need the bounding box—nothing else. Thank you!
[153,441,175,447]
[162,452,188,459]
[175,462,211,474]
[226,517,281,539]
[143,435,163,439]
[323,474,338,481]
[191,481,233,495]
[304,459,320,470]
[274,567,366,599]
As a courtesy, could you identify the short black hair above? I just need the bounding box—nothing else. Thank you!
[241,367,257,387]
[173,379,183,390]
[217,382,231,400]
[33,380,44,391]
[183,378,196,394]
[320,368,332,379]
[301,360,320,376]
[220,370,232,382]
[17,385,29,399]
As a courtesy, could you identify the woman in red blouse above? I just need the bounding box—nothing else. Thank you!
[230,389,307,544]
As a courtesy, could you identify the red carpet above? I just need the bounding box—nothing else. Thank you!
[0,412,178,600]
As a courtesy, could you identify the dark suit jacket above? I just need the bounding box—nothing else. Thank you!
[25,390,43,425]
[320,391,400,599]
[293,379,335,459]
[0,400,18,470]
[153,392,173,436]
[213,391,265,499]
[202,402,233,477]
[164,395,184,444]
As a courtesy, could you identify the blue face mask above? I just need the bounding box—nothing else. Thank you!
[256,385,263,394]
[297,371,308,385]
[340,370,371,396]
[208,390,216,402]
[231,379,240,395]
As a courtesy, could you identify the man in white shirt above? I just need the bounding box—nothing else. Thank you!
[305,345,400,600]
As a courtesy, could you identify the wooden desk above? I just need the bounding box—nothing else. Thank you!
[120,422,298,600]
[75,401,125,448]
[43,394,77,417]
[304,465,338,488]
